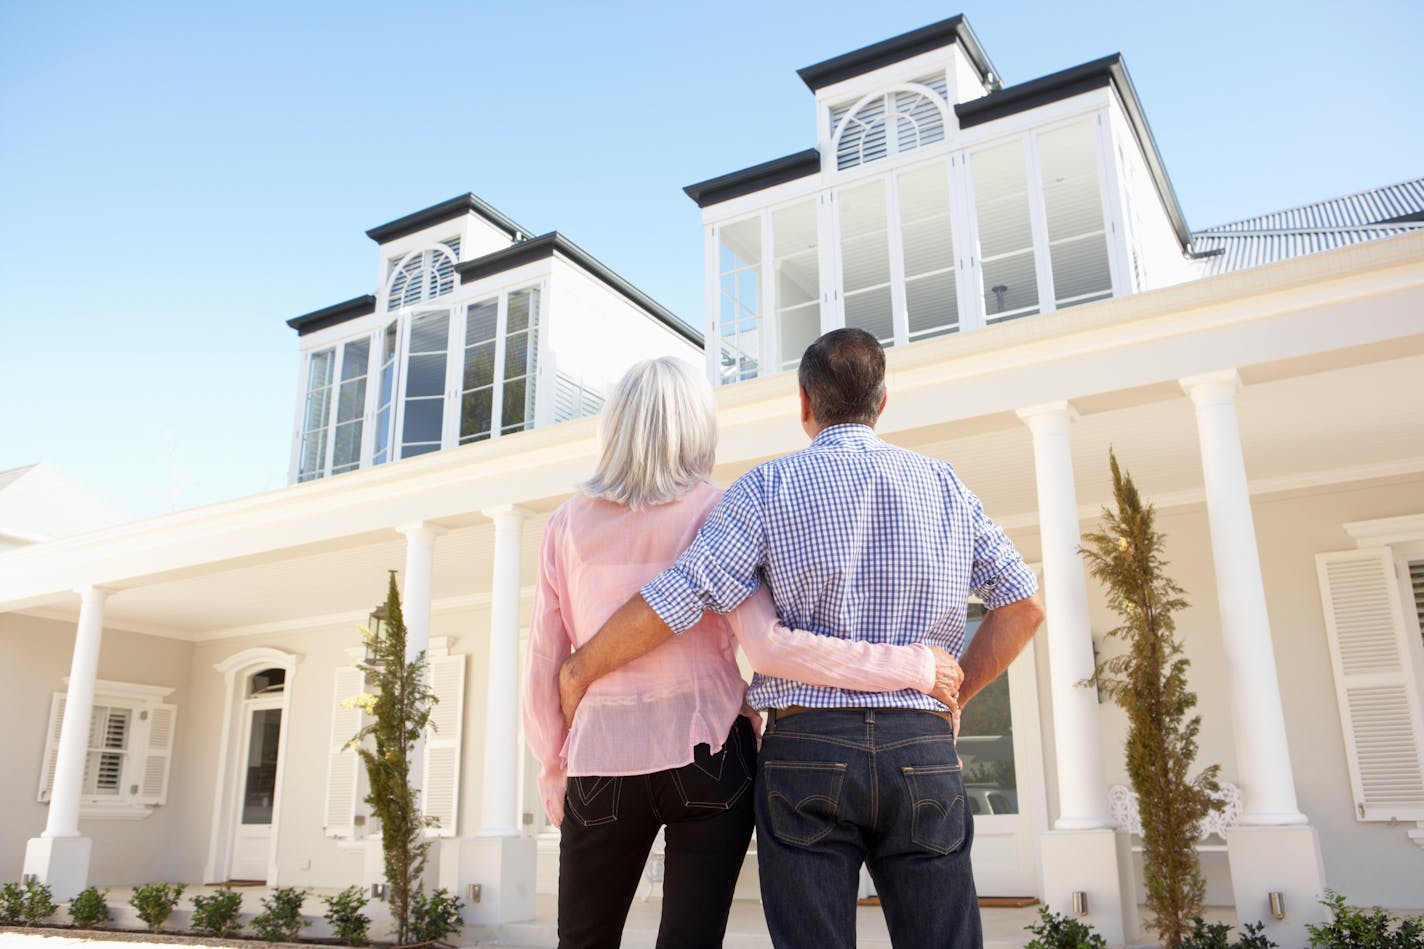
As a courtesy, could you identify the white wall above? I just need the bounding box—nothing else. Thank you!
[0,613,193,885]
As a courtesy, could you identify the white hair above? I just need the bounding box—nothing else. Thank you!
[582,357,718,509]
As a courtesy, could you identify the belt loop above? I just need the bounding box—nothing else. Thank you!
[865,709,876,725]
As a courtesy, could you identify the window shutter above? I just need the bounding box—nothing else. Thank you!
[324,666,366,837]
[133,704,177,804]
[422,653,465,837]
[37,692,66,802]
[1316,548,1424,821]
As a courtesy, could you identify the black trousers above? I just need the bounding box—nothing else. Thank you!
[557,716,757,949]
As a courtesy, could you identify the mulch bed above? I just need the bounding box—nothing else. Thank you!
[1,926,345,948]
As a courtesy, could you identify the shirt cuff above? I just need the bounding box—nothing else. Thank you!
[978,558,1040,610]
[911,643,936,694]
[641,567,706,635]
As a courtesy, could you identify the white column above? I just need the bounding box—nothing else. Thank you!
[46,586,109,838]
[1017,403,1111,829]
[398,523,440,662]
[480,504,529,837]
[1181,371,1306,825]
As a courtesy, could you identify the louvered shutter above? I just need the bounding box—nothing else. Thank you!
[135,704,177,804]
[422,653,465,837]
[1316,548,1424,821]
[324,666,366,837]
[37,693,66,802]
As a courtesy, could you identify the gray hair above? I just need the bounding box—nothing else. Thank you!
[582,357,718,508]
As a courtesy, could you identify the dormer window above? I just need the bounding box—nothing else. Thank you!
[830,74,949,171]
[386,238,461,310]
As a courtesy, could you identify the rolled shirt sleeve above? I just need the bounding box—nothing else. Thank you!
[963,481,1039,609]
[642,474,769,634]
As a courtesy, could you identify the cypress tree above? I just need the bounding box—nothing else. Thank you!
[1081,451,1221,948]
[348,572,436,945]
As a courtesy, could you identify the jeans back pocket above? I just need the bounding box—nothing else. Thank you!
[566,775,622,828]
[761,761,847,848]
[901,764,967,855]
[670,732,753,810]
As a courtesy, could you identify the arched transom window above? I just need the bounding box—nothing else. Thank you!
[831,75,949,171]
[386,237,461,310]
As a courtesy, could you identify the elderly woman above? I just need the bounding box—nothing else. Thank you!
[523,357,944,949]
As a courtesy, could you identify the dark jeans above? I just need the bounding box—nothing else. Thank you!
[755,708,981,949]
[558,716,757,949]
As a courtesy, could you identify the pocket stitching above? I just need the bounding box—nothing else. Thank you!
[902,765,966,855]
[762,761,847,847]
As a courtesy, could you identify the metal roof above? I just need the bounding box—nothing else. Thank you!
[1191,178,1424,276]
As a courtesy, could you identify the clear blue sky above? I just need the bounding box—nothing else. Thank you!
[2,0,1420,520]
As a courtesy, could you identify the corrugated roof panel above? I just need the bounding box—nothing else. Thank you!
[1196,178,1424,234]
[1193,224,1424,277]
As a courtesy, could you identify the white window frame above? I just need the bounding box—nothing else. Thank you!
[38,679,176,821]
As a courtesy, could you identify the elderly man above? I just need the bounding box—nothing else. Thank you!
[561,328,1044,948]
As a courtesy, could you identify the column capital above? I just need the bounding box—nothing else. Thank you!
[1016,401,1078,433]
[1180,369,1242,407]
[72,585,114,602]
[481,504,535,524]
[396,522,447,541]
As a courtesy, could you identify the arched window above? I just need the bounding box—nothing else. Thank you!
[831,76,949,171]
[385,238,461,310]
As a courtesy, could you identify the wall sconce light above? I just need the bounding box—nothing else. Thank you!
[1072,891,1088,917]
[370,882,387,900]
[466,883,481,904]
[21,873,37,885]
[991,284,1009,313]
[1268,891,1285,920]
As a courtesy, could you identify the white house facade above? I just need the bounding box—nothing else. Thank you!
[2,16,1421,947]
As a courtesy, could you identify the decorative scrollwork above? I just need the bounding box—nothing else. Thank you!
[1108,782,1241,843]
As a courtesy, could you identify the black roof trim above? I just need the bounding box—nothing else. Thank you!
[797,15,1000,93]
[683,149,821,209]
[455,233,701,346]
[957,54,1192,249]
[287,295,377,336]
[365,193,533,244]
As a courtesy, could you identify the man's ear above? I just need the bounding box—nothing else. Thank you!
[877,390,888,418]
[798,385,814,426]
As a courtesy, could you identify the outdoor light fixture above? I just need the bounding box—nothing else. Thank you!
[1072,891,1088,916]
[1269,891,1286,920]
[467,883,481,904]
[991,284,1009,313]
[370,882,386,900]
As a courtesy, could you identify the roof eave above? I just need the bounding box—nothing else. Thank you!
[364,193,533,245]
[796,15,1002,93]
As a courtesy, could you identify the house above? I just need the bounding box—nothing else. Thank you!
[2,15,1421,947]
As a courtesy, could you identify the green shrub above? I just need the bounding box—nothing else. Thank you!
[0,882,22,923]
[130,882,186,933]
[408,888,463,945]
[251,886,308,943]
[15,881,57,926]
[1307,891,1424,949]
[1179,916,1278,949]
[1025,905,1108,949]
[68,886,111,929]
[321,886,370,946]
[190,886,244,938]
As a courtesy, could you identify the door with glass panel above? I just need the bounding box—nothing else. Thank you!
[399,309,452,459]
[229,669,286,881]
[956,606,1046,896]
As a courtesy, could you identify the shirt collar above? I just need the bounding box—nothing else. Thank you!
[809,424,882,450]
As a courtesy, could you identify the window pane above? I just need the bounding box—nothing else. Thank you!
[401,398,443,445]
[463,341,496,390]
[502,378,528,432]
[373,322,398,466]
[241,708,283,825]
[899,162,957,336]
[460,388,492,442]
[298,348,335,481]
[339,338,370,382]
[409,310,449,354]
[332,420,362,473]
[405,353,446,398]
[719,217,762,382]
[774,201,820,371]
[466,299,498,344]
[1038,120,1112,307]
[844,285,893,344]
[958,616,1018,814]
[507,290,533,334]
[973,140,1039,321]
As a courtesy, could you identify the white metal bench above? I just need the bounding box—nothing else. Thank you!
[1108,782,1242,853]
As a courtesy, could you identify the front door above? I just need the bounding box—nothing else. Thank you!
[955,611,1047,897]
[229,700,283,881]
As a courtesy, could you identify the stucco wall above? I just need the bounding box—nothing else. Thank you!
[0,613,193,885]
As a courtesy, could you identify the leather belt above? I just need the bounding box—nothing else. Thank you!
[770,704,955,727]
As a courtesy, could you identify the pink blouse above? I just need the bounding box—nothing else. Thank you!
[522,481,936,827]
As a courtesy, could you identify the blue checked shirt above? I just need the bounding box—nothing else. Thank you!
[642,424,1039,711]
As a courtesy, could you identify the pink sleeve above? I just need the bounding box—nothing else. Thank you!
[728,586,935,693]
[521,510,570,828]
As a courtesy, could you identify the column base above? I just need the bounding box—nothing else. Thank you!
[1039,829,1138,947]
[439,836,536,925]
[23,836,92,902]
[1225,824,1328,949]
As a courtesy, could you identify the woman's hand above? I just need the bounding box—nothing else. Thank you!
[927,645,963,734]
